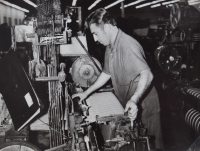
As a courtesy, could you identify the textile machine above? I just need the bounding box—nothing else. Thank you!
[153,2,200,150]
[0,0,156,150]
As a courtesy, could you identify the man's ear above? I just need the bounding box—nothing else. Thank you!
[104,24,110,33]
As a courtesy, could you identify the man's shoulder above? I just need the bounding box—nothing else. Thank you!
[117,34,141,54]
[119,31,140,48]
[117,31,145,57]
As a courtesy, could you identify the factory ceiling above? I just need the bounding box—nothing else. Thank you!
[3,0,199,16]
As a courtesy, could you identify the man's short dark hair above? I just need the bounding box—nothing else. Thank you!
[85,8,117,29]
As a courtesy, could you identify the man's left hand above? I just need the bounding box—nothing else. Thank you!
[124,101,138,121]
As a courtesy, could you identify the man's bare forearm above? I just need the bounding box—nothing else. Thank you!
[85,72,111,95]
[130,69,153,103]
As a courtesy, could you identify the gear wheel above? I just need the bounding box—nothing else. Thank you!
[154,45,182,76]
[170,3,181,30]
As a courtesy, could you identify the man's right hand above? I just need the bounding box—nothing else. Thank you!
[72,91,89,101]
[72,72,111,102]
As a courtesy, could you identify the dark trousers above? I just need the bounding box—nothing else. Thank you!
[142,112,163,149]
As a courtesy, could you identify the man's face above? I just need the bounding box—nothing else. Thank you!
[90,23,110,46]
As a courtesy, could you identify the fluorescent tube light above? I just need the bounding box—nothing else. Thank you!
[151,3,161,8]
[166,4,173,7]
[136,0,166,9]
[0,0,29,12]
[105,0,124,9]
[23,0,37,8]
[88,0,101,10]
[121,0,146,9]
[188,0,199,3]
[162,0,180,5]
[188,1,200,5]
[136,3,151,8]
[72,0,77,6]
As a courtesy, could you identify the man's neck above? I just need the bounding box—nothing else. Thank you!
[110,26,119,46]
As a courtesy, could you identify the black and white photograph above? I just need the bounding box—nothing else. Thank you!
[0,0,199,150]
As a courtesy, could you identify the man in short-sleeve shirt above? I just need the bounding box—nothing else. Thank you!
[72,8,163,149]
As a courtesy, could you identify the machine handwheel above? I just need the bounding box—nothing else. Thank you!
[0,142,41,151]
[170,3,181,30]
[154,45,182,76]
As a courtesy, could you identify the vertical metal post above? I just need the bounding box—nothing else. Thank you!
[121,1,125,18]
[186,43,190,81]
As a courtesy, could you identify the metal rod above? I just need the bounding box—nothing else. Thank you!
[58,91,62,145]
[121,1,125,18]
[144,137,150,151]
[54,82,59,146]
[54,93,59,145]
[58,84,64,144]
[35,77,59,81]
[47,65,52,148]
[64,84,69,132]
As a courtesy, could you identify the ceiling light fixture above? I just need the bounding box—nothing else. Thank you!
[166,4,173,7]
[0,0,29,12]
[188,0,199,2]
[23,0,37,8]
[151,3,161,8]
[72,0,77,6]
[121,0,146,9]
[162,0,180,5]
[136,0,166,9]
[88,0,101,10]
[188,1,200,5]
[105,0,124,9]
